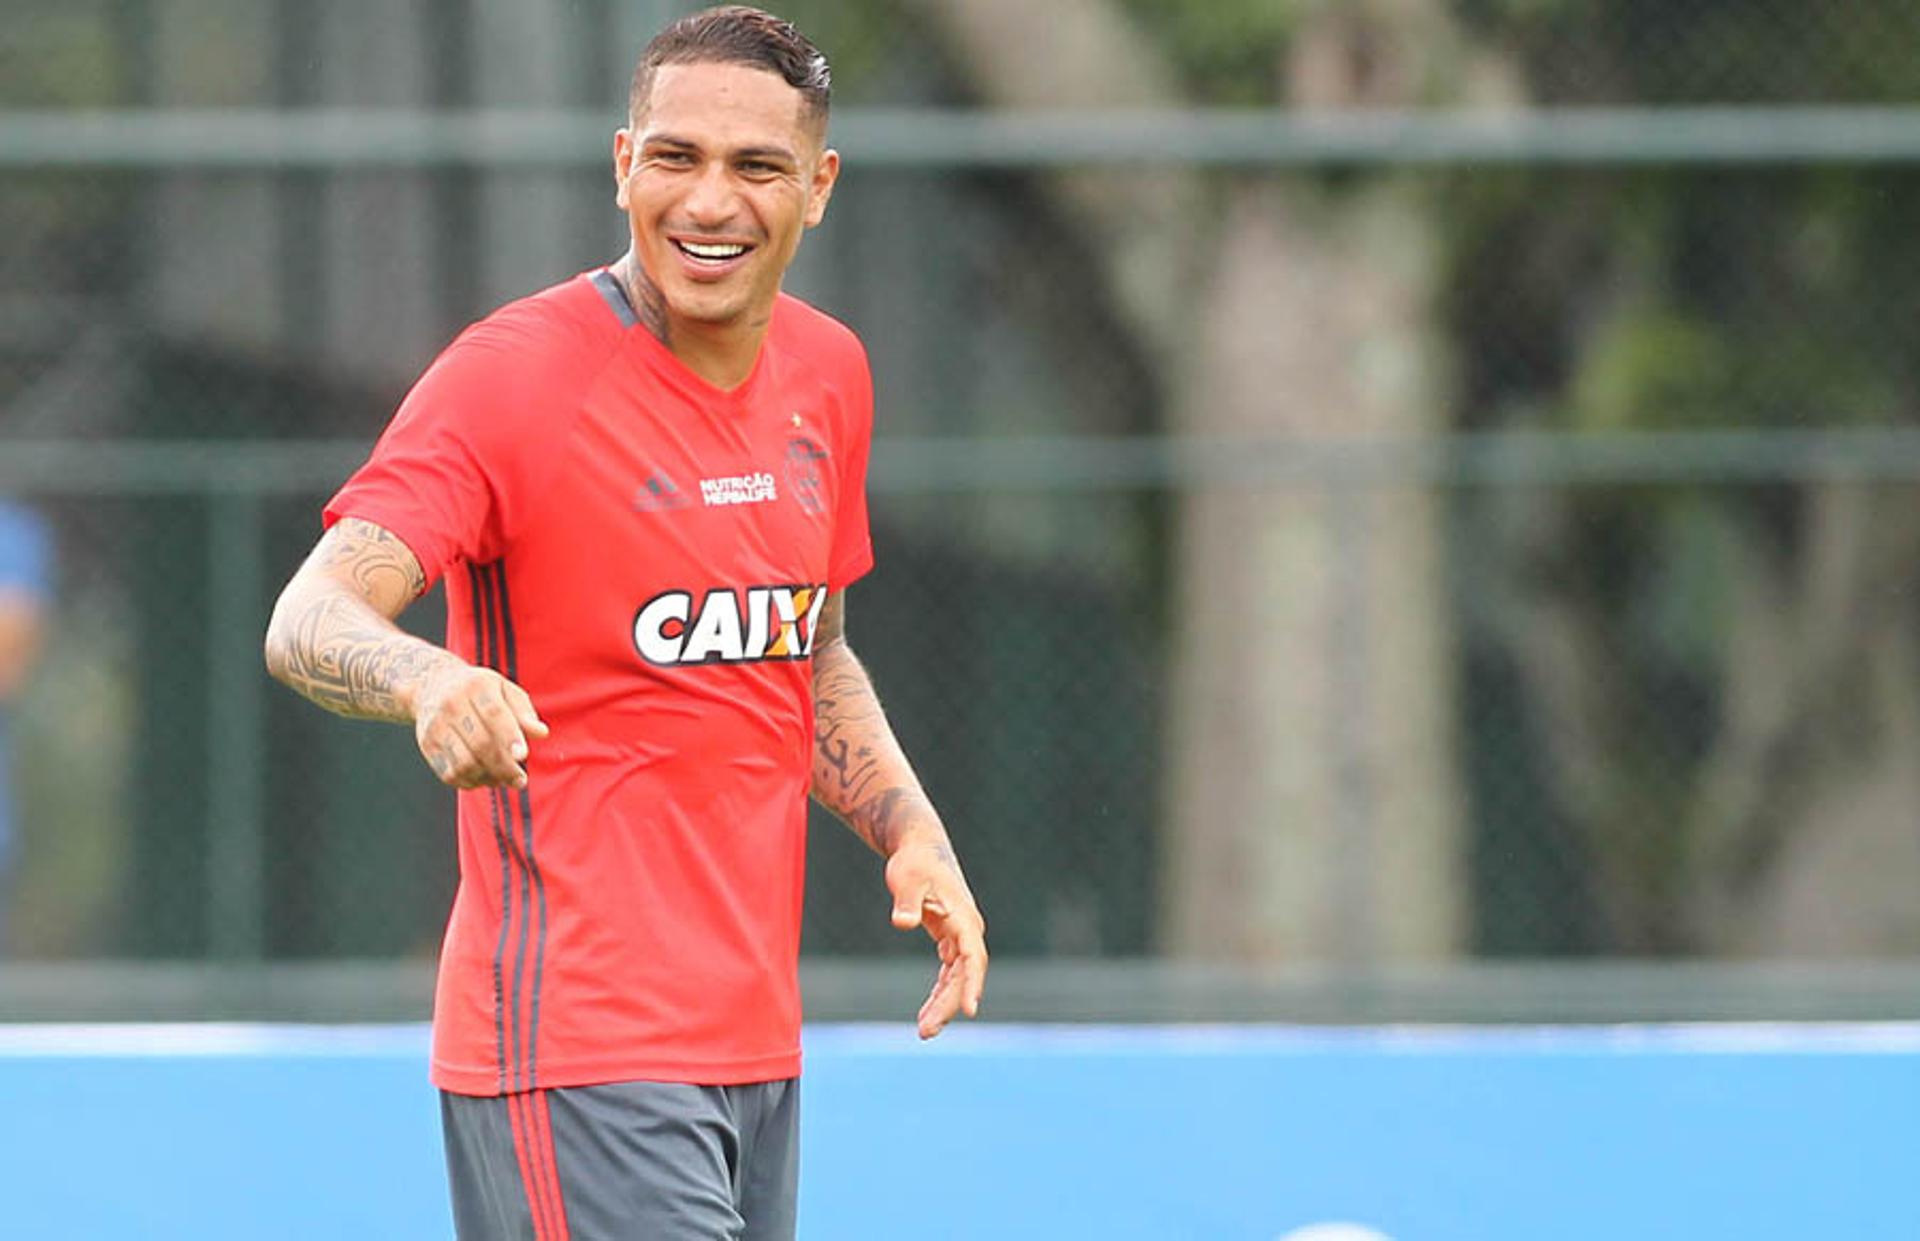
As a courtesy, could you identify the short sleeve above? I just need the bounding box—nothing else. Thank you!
[0,501,52,600]
[828,341,875,590]
[324,305,598,589]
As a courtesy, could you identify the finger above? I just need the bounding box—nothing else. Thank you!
[918,972,962,1039]
[454,735,509,791]
[958,935,988,1017]
[460,717,532,790]
[471,691,534,780]
[426,730,482,788]
[483,748,531,790]
[917,954,968,1038]
[477,741,530,789]
[919,957,953,1019]
[439,699,521,789]
[921,933,986,1032]
[916,898,968,950]
[425,746,457,786]
[890,884,927,931]
[500,680,550,740]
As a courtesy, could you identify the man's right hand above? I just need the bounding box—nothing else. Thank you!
[410,663,550,790]
[266,517,550,787]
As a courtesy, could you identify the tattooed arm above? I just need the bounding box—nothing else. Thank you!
[812,591,987,1038]
[264,518,547,789]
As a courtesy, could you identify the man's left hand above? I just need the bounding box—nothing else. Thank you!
[884,835,988,1040]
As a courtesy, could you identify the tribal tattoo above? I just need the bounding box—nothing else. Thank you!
[264,519,456,722]
[312,518,427,603]
[810,594,955,864]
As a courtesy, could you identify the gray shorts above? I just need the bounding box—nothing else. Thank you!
[441,1078,799,1240]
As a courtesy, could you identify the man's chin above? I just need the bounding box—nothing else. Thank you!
[662,289,757,331]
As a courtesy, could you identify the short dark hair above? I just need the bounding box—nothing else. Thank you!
[628,6,831,132]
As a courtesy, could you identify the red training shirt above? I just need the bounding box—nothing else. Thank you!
[325,270,874,1094]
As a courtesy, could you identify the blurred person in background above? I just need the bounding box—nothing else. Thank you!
[0,499,51,950]
[264,6,985,1238]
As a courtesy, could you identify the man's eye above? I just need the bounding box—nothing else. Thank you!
[651,150,694,166]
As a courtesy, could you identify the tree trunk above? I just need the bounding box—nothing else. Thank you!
[913,0,1471,961]
[1162,175,1461,961]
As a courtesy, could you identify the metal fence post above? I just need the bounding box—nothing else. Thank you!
[1328,484,1379,975]
[206,491,267,960]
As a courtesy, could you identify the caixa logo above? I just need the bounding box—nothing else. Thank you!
[633,584,829,666]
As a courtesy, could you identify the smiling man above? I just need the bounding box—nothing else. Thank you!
[263,8,987,1238]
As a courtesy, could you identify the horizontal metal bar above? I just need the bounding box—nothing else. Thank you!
[9,429,1920,496]
[845,107,1920,167]
[0,440,368,494]
[0,959,1914,1023]
[874,428,1920,491]
[5,107,1920,169]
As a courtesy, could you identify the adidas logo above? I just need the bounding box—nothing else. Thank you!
[632,474,690,512]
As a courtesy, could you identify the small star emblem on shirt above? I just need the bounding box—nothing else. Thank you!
[790,412,803,428]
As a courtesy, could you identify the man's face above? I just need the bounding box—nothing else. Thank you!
[614,61,838,332]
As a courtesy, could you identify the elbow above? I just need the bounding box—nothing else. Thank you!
[811,632,851,668]
[262,623,288,686]
[261,589,297,685]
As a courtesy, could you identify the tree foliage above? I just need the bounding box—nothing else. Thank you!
[1439,3,1920,952]
[882,0,1920,955]
[1114,0,1301,104]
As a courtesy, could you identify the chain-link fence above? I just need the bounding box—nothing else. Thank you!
[4,1,1920,1018]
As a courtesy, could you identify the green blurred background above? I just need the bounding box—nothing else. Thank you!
[4,0,1920,1021]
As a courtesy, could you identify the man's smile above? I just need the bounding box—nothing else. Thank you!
[667,235,757,276]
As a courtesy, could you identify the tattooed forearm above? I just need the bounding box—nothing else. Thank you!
[264,518,454,722]
[268,593,457,721]
[811,615,950,860]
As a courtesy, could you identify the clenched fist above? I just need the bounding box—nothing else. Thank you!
[411,662,549,789]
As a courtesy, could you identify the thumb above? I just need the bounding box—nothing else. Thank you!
[890,881,925,930]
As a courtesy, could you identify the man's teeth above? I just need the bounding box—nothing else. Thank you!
[679,241,747,259]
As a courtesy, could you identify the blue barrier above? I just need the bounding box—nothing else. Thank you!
[1,1023,1914,1239]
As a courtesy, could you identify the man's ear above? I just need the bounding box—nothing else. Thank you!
[804,147,841,229]
[613,128,637,211]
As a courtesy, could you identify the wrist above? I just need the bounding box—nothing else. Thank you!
[886,818,949,859]
[397,648,464,720]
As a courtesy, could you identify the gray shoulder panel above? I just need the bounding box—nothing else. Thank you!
[589,269,640,329]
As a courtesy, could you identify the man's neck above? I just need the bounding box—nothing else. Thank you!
[665,317,769,391]
[615,254,768,392]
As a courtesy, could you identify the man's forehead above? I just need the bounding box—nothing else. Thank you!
[636,61,815,142]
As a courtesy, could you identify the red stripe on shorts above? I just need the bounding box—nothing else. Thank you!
[507,1090,556,1241]
[532,1089,570,1239]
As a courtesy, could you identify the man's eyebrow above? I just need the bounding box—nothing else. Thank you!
[639,135,798,165]
[731,144,799,165]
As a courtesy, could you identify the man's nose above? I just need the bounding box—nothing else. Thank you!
[682,163,737,227]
